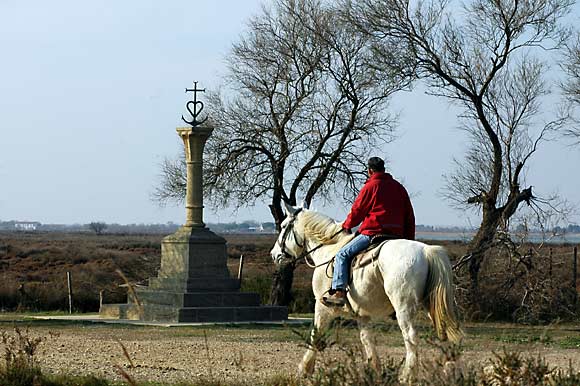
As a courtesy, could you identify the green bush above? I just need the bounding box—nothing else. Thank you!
[240,273,314,313]
[241,275,272,304]
[288,287,315,314]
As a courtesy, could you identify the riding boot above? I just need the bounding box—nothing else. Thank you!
[322,289,346,307]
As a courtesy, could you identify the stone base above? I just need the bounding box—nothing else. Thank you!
[100,287,288,323]
[148,277,241,292]
[157,226,231,283]
[99,303,288,323]
[99,226,288,323]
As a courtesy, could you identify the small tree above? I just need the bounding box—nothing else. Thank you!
[88,222,107,236]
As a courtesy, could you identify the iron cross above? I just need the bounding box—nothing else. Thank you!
[182,81,208,127]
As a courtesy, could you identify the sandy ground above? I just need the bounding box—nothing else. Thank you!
[13,322,309,384]
[1,319,580,384]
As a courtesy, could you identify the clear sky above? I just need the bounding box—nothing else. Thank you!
[1,0,579,227]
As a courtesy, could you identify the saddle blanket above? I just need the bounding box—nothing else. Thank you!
[352,235,398,269]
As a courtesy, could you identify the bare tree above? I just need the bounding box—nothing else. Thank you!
[348,0,573,294]
[562,33,580,143]
[88,222,107,236]
[154,0,409,305]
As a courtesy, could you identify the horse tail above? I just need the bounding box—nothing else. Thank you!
[424,245,463,344]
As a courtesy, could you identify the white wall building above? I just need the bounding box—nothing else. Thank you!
[14,222,40,231]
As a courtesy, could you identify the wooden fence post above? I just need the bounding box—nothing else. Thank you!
[17,283,26,310]
[573,246,578,305]
[238,254,245,283]
[66,272,73,314]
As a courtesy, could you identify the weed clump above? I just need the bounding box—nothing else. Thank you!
[285,328,580,386]
[0,327,114,386]
[308,346,400,386]
[0,327,45,386]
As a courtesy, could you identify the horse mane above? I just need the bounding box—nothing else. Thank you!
[297,210,348,245]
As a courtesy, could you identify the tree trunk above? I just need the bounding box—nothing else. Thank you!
[465,185,533,293]
[269,260,296,306]
[466,207,501,295]
[268,200,297,307]
[269,203,285,232]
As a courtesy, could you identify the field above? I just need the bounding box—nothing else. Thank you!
[0,232,314,313]
[0,231,579,384]
[1,231,577,320]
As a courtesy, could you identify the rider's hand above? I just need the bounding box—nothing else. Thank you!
[342,227,352,234]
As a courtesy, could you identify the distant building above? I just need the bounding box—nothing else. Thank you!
[260,222,276,233]
[14,222,41,231]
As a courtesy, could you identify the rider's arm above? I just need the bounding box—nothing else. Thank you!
[343,183,373,231]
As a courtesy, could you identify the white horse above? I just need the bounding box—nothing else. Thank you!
[270,203,463,380]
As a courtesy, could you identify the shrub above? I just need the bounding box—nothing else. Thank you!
[0,328,114,386]
[0,327,45,386]
[455,244,579,324]
[241,275,272,304]
[289,287,315,314]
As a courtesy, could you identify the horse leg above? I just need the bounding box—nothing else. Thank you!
[358,317,380,372]
[298,301,333,376]
[393,302,420,383]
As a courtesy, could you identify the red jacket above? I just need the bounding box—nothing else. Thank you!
[343,172,415,239]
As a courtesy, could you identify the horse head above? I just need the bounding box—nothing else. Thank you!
[270,202,307,265]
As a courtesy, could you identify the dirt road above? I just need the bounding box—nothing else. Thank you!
[2,319,580,384]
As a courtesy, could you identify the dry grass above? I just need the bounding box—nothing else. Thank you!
[0,232,577,323]
[0,232,162,312]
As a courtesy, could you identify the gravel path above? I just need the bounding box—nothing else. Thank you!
[22,324,308,384]
[2,322,579,385]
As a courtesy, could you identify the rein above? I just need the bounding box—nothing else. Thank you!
[276,211,385,282]
[276,209,344,270]
[280,214,342,269]
[298,228,344,269]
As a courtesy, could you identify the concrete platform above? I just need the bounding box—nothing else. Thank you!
[99,302,288,323]
[31,314,312,327]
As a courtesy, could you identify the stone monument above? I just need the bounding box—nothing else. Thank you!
[100,82,287,322]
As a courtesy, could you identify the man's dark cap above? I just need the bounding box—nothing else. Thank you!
[367,157,385,172]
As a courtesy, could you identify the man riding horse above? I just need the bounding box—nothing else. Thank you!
[323,157,416,307]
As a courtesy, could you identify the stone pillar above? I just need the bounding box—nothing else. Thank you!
[99,120,287,323]
[177,126,212,228]
[150,124,237,291]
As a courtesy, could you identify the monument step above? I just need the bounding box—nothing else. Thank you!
[100,304,288,323]
[131,289,261,307]
[177,305,288,323]
[148,277,241,292]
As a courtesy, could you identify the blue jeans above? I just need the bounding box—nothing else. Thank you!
[332,234,372,290]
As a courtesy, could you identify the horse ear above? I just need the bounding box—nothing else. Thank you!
[300,200,309,210]
[283,201,297,216]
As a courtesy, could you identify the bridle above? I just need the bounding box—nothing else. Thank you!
[276,209,343,269]
[275,208,305,260]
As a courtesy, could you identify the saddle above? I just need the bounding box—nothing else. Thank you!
[351,233,399,269]
[323,234,399,309]
[370,233,399,245]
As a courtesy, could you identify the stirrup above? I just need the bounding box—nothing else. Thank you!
[322,289,347,307]
[322,297,346,307]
